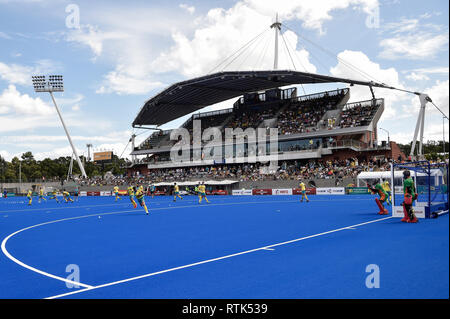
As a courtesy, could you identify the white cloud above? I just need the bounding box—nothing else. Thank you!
[0,85,112,134]
[180,3,195,14]
[405,72,430,81]
[0,31,11,39]
[330,50,409,118]
[26,141,131,161]
[379,32,449,60]
[0,150,13,161]
[425,80,449,118]
[65,24,129,58]
[329,54,448,145]
[0,84,53,115]
[0,62,34,85]
[379,16,449,60]
[383,18,420,34]
[244,0,379,34]
[0,131,131,145]
[63,0,377,94]
[380,79,449,145]
[0,59,61,86]
[96,69,164,95]
[408,67,449,75]
[404,66,448,82]
[0,129,134,161]
[150,4,317,77]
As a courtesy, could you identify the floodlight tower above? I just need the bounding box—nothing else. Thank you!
[32,75,87,178]
[86,143,93,162]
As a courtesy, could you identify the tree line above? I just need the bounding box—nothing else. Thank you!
[1,141,448,182]
[397,140,449,161]
[0,151,129,182]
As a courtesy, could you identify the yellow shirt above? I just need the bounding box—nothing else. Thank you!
[40,189,44,196]
[63,191,70,197]
[114,186,119,193]
[27,190,32,197]
[135,189,144,199]
[174,185,179,192]
[127,187,135,196]
[382,182,391,192]
[198,185,206,193]
[299,182,306,191]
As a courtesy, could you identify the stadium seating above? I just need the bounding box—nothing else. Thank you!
[338,100,381,129]
[277,90,346,135]
[136,89,350,152]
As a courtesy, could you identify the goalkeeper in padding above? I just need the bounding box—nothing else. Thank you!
[402,170,418,223]
[368,182,389,215]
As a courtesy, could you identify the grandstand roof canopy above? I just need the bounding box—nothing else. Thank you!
[132,70,391,126]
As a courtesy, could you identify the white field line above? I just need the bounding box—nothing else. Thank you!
[0,197,371,213]
[0,202,130,213]
[45,216,393,299]
[0,198,384,298]
[0,199,203,213]
[2,199,304,291]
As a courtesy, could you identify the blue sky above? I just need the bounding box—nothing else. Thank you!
[0,0,448,160]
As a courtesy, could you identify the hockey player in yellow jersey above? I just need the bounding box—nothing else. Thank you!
[135,187,149,215]
[38,187,47,203]
[62,189,74,203]
[113,186,121,201]
[128,186,137,208]
[49,189,59,203]
[299,181,309,203]
[173,183,183,202]
[382,180,392,205]
[198,182,209,204]
[27,190,33,206]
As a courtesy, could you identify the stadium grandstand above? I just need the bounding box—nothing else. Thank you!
[128,80,405,188]
[1,10,448,301]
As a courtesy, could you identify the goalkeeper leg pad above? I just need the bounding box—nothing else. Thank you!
[407,208,418,223]
[376,198,388,215]
[401,203,409,222]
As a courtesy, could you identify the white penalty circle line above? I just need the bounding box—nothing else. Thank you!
[1,199,301,291]
[0,198,390,298]
[46,215,393,299]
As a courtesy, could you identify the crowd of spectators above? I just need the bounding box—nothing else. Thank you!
[338,102,380,128]
[277,91,346,135]
[228,107,277,130]
[71,157,395,186]
[137,89,353,152]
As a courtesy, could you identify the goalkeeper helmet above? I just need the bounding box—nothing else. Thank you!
[403,170,411,179]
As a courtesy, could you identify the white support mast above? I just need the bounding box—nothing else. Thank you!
[67,153,74,181]
[410,93,431,160]
[270,13,282,70]
[130,134,137,163]
[32,75,88,178]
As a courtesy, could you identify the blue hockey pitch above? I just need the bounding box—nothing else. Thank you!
[0,195,448,299]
